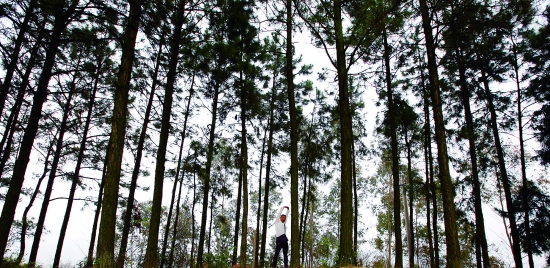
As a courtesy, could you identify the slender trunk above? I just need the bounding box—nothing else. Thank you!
[86,151,109,267]
[455,48,490,268]
[382,28,403,268]
[167,75,196,268]
[29,83,76,264]
[405,130,414,268]
[54,51,104,267]
[208,189,215,255]
[353,141,358,266]
[287,1,301,267]
[197,81,220,268]
[233,165,243,266]
[426,91,440,268]
[0,0,37,117]
[480,70,523,268]
[300,121,312,266]
[96,0,143,266]
[143,0,186,262]
[239,69,250,268]
[402,181,411,267]
[260,71,277,267]
[17,137,56,263]
[496,170,514,252]
[418,0,462,265]
[512,40,534,268]
[191,170,197,267]
[0,0,79,257]
[422,72,435,268]
[333,0,354,264]
[117,35,165,268]
[168,148,189,268]
[386,175,392,268]
[301,175,312,267]
[254,127,267,268]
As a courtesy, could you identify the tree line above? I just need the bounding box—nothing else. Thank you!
[0,0,549,267]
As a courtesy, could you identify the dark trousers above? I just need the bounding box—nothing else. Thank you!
[271,236,288,267]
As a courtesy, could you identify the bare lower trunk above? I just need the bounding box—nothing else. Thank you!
[382,28,402,268]
[96,0,143,266]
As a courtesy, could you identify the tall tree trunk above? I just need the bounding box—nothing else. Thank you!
[167,74,196,268]
[353,140,358,265]
[480,70,523,268]
[96,0,143,265]
[455,48,490,268]
[254,126,267,268]
[405,130,414,268]
[402,180,411,267]
[259,69,277,267]
[239,70,250,268]
[512,40,534,268]
[17,135,56,263]
[287,0,301,266]
[54,51,104,267]
[333,0,354,264]
[86,151,109,268]
[0,0,37,117]
[29,83,76,263]
[382,27,403,268]
[424,82,440,268]
[117,35,165,268]
[143,0,186,262]
[168,148,191,268]
[386,173,392,268]
[0,0,80,258]
[418,0,462,266]
[421,68,435,268]
[191,170,198,266]
[232,164,243,266]
[197,81,220,268]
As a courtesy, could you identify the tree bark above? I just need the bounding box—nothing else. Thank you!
[512,40,534,268]
[96,0,143,266]
[287,0,301,266]
[143,0,187,262]
[455,48,490,268]
[333,0,354,264]
[480,70,523,268]
[253,126,267,268]
[86,152,108,267]
[404,129,414,268]
[421,67,435,268]
[259,67,277,267]
[116,34,165,268]
[167,74,196,268]
[232,163,243,266]
[197,81,220,268]
[382,27,403,268]
[418,0,462,266]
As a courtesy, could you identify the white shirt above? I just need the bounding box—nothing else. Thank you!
[274,207,288,237]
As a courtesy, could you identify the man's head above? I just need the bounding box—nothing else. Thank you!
[280,214,287,223]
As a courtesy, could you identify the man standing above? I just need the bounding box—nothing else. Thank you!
[271,206,289,268]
